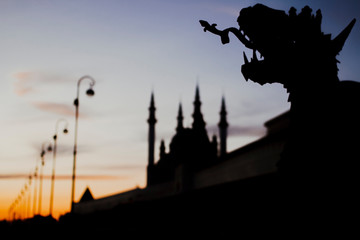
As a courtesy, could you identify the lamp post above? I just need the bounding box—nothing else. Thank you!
[33,166,38,216]
[49,119,68,217]
[38,141,52,216]
[23,184,28,219]
[20,188,25,219]
[71,75,95,213]
[27,174,32,218]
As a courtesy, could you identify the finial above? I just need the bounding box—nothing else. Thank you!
[148,92,157,125]
[160,139,166,159]
[219,96,228,128]
[176,102,184,132]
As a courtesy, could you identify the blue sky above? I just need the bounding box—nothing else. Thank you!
[0,0,359,219]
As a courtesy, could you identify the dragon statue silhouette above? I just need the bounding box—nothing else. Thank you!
[200,4,358,204]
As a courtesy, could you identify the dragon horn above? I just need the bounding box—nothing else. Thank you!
[332,18,356,55]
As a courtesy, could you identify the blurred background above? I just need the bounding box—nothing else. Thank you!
[0,0,359,220]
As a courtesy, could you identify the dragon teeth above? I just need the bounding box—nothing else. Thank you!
[243,51,249,64]
[252,49,258,62]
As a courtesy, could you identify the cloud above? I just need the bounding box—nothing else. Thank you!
[0,173,125,180]
[52,174,127,181]
[0,174,28,179]
[12,71,72,97]
[13,72,36,96]
[12,71,90,117]
[86,164,145,171]
[31,101,76,117]
[228,125,266,137]
[207,124,266,137]
[30,101,88,118]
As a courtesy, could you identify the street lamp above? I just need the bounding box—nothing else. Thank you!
[71,75,95,213]
[33,166,38,216]
[27,173,32,218]
[20,188,25,219]
[38,141,52,216]
[23,184,28,219]
[49,119,68,217]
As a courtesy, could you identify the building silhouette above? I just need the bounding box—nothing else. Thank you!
[147,85,222,190]
[78,187,94,203]
[74,84,289,210]
[69,86,289,232]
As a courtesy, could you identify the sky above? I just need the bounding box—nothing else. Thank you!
[0,0,359,220]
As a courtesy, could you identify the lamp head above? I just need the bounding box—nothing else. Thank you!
[47,145,53,152]
[86,88,95,96]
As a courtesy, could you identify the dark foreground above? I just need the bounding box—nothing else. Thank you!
[1,174,357,237]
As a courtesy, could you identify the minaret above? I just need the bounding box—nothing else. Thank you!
[176,103,184,132]
[218,96,228,157]
[147,92,156,185]
[192,85,206,131]
[159,139,166,159]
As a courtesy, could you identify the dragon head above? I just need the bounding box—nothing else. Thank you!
[237,4,355,91]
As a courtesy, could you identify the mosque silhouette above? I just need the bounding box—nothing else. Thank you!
[146,86,226,189]
[66,85,289,233]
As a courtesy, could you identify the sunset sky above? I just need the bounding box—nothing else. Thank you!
[1,0,359,220]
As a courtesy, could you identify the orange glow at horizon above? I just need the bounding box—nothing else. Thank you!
[1,174,146,220]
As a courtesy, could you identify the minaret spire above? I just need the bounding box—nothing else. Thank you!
[148,92,157,125]
[192,85,206,131]
[159,139,166,159]
[218,96,228,157]
[147,92,157,185]
[176,102,184,132]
